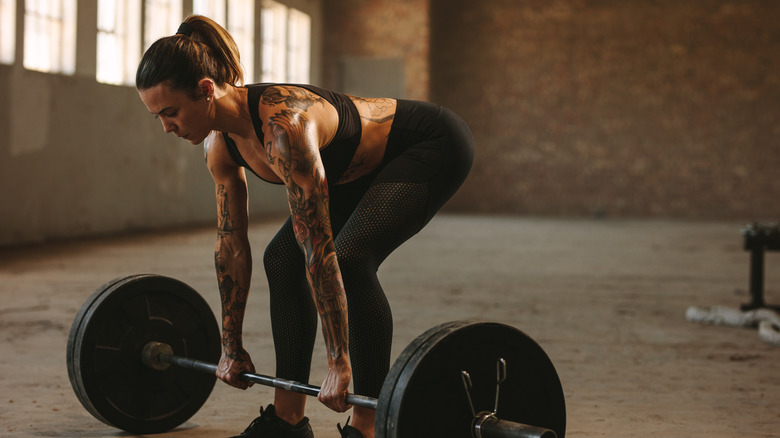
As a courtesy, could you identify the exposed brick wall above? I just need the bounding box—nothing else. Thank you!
[430,0,780,219]
[320,0,430,101]
[321,0,779,220]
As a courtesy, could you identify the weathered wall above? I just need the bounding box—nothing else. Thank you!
[4,0,779,247]
[0,67,287,246]
[430,0,780,219]
[321,0,430,100]
[0,0,316,247]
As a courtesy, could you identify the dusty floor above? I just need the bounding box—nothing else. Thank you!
[1,215,779,437]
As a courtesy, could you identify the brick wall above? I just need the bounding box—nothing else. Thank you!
[321,0,430,101]
[431,0,780,219]
[322,0,780,220]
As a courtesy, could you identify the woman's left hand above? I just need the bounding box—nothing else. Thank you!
[318,354,352,412]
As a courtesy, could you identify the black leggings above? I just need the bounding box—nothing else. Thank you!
[263,100,474,398]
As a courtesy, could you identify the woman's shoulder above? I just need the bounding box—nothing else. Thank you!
[254,83,329,109]
[203,130,225,158]
[203,131,241,175]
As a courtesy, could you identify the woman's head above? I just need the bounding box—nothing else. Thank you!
[137,15,243,144]
[136,15,244,93]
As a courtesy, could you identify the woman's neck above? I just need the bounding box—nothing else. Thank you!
[213,85,253,138]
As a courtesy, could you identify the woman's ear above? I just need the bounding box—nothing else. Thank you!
[197,78,215,101]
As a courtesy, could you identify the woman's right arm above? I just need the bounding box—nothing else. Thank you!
[204,132,255,390]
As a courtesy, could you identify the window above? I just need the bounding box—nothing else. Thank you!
[97,0,141,85]
[261,0,310,83]
[227,0,254,83]
[193,0,254,83]
[23,0,78,74]
[285,8,309,83]
[0,0,14,64]
[193,0,225,25]
[144,0,181,51]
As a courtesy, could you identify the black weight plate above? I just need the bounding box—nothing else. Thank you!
[376,321,566,438]
[67,275,131,419]
[67,274,220,434]
[375,321,464,435]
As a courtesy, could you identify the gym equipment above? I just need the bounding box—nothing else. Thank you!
[740,223,780,311]
[67,274,566,437]
[67,275,220,433]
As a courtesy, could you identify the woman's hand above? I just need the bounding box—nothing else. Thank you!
[216,347,255,390]
[318,355,352,412]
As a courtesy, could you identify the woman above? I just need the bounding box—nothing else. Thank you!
[136,15,473,438]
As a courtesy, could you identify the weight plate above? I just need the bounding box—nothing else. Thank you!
[375,321,463,435]
[67,275,130,421]
[67,274,221,434]
[376,321,566,438]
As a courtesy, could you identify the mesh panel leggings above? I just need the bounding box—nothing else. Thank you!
[263,181,431,398]
[263,99,474,398]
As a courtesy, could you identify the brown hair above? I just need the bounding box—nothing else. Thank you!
[136,15,244,92]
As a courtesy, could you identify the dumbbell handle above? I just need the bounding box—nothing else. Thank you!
[144,342,556,438]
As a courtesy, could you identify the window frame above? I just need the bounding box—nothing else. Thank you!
[23,0,78,74]
[96,0,142,85]
[0,0,15,64]
[261,0,310,84]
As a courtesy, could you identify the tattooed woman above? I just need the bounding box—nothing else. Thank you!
[137,15,473,438]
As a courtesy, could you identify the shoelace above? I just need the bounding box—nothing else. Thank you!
[239,408,270,436]
[337,416,366,438]
[336,416,351,436]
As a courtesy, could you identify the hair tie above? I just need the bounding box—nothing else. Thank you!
[176,22,193,37]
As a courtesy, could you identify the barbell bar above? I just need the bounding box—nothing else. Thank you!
[141,341,379,410]
[66,274,567,437]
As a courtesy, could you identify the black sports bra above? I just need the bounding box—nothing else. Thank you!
[222,83,362,185]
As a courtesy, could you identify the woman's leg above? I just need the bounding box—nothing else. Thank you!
[264,218,319,424]
[333,181,433,437]
[335,103,474,437]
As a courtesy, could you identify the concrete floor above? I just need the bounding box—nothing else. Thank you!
[1,215,779,437]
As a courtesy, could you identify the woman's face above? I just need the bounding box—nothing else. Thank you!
[138,83,211,145]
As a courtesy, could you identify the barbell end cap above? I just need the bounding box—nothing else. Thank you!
[142,341,174,371]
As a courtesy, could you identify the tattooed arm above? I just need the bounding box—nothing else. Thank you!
[204,132,255,390]
[259,86,352,412]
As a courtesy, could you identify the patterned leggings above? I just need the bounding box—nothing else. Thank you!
[263,100,474,398]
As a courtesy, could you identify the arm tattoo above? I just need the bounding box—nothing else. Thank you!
[217,185,236,237]
[267,109,309,184]
[215,250,246,353]
[261,86,325,111]
[214,184,250,354]
[266,106,349,361]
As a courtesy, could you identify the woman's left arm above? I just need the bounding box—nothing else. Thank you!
[259,87,351,413]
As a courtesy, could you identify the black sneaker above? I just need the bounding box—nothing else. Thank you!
[337,417,364,438]
[231,404,314,438]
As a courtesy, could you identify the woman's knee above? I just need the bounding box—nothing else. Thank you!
[336,241,379,282]
[264,233,303,279]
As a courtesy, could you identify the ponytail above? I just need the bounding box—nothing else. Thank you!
[136,15,244,92]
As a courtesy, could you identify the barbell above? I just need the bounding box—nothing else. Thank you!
[66,274,566,437]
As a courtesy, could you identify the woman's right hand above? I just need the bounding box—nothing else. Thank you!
[216,347,255,390]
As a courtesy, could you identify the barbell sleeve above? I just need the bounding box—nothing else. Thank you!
[474,413,558,438]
